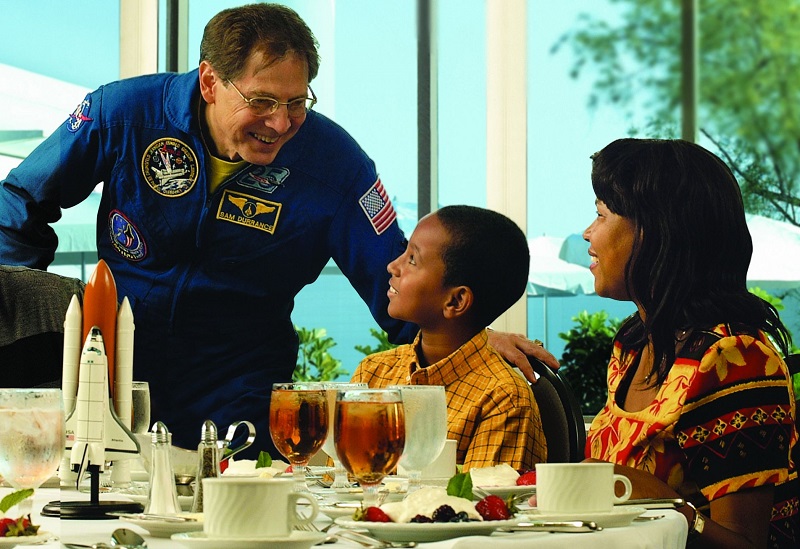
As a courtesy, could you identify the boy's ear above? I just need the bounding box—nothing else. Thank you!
[443,286,472,319]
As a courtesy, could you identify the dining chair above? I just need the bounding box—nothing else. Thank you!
[528,358,587,463]
[0,265,84,387]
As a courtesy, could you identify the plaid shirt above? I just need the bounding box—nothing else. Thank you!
[352,329,546,471]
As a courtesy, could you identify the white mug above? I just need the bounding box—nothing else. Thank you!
[422,438,457,479]
[202,477,318,539]
[535,462,632,513]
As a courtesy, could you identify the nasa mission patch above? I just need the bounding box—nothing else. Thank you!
[141,137,198,197]
[67,94,93,133]
[108,210,147,261]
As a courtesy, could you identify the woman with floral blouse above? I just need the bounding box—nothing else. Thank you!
[583,138,797,548]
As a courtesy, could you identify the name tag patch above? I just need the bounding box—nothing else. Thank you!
[217,189,281,234]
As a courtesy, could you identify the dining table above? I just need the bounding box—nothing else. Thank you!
[10,482,687,549]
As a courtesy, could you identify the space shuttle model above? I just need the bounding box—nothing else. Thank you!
[62,259,139,484]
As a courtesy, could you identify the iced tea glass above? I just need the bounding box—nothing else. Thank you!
[334,388,405,507]
[269,382,329,492]
[321,382,367,489]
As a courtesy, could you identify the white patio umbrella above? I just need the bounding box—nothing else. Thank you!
[745,214,800,293]
[527,235,595,347]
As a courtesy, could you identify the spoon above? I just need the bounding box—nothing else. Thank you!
[111,528,148,548]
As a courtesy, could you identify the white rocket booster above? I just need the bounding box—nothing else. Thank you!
[62,294,82,423]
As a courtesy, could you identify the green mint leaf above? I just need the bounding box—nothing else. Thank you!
[255,451,272,468]
[445,472,473,500]
[0,489,34,514]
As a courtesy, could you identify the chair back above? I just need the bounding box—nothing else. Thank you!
[529,359,586,462]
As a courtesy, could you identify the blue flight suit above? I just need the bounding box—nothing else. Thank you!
[0,70,415,454]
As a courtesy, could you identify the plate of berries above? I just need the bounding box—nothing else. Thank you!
[334,486,522,542]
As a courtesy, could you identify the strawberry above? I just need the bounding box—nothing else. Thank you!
[355,506,392,522]
[516,471,537,486]
[0,515,39,537]
[475,495,511,521]
[0,518,14,537]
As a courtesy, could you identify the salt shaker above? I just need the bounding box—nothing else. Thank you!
[145,421,182,515]
[191,419,221,513]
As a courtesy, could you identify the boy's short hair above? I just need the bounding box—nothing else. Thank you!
[435,205,529,327]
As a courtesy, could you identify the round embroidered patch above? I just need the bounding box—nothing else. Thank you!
[67,94,93,133]
[141,137,198,197]
[109,210,147,261]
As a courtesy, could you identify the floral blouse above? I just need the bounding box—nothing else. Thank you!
[587,323,798,548]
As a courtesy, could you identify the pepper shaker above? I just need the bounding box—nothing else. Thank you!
[145,421,182,515]
[191,419,221,513]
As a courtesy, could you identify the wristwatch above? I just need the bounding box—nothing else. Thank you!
[685,500,706,540]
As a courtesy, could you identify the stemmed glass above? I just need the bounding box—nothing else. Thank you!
[130,381,151,434]
[0,389,65,515]
[269,382,329,492]
[388,385,447,493]
[334,388,405,507]
[321,382,367,489]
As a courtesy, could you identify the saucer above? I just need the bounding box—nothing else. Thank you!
[473,484,536,500]
[171,530,326,549]
[0,531,55,547]
[523,506,647,528]
[116,512,203,537]
[335,517,522,542]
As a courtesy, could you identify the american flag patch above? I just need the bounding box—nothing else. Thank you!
[358,178,396,235]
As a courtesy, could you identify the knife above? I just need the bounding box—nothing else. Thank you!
[618,498,685,509]
[501,520,602,533]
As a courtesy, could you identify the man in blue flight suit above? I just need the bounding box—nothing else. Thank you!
[0,3,555,456]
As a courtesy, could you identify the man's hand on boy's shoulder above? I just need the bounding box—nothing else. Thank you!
[487,330,559,384]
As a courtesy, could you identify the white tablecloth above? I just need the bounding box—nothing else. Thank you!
[18,487,687,549]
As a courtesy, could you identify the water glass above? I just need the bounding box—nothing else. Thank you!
[388,385,447,492]
[131,381,151,434]
[0,389,64,514]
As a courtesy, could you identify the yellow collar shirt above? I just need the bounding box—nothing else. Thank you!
[352,329,546,471]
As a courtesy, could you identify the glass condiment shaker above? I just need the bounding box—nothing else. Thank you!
[145,421,181,515]
[191,419,221,513]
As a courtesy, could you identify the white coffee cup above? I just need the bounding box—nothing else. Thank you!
[399,439,457,480]
[202,477,318,539]
[535,462,632,513]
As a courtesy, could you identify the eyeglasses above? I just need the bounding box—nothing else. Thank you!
[226,79,317,117]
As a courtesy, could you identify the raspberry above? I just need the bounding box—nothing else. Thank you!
[516,471,537,486]
[475,495,511,521]
[0,518,14,537]
[431,504,456,522]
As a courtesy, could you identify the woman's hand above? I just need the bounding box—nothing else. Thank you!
[487,330,559,383]
[584,458,773,548]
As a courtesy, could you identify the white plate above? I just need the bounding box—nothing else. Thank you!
[523,506,648,528]
[124,493,194,511]
[117,513,204,538]
[0,531,55,547]
[335,517,522,542]
[320,504,359,519]
[473,485,536,500]
[171,530,326,549]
